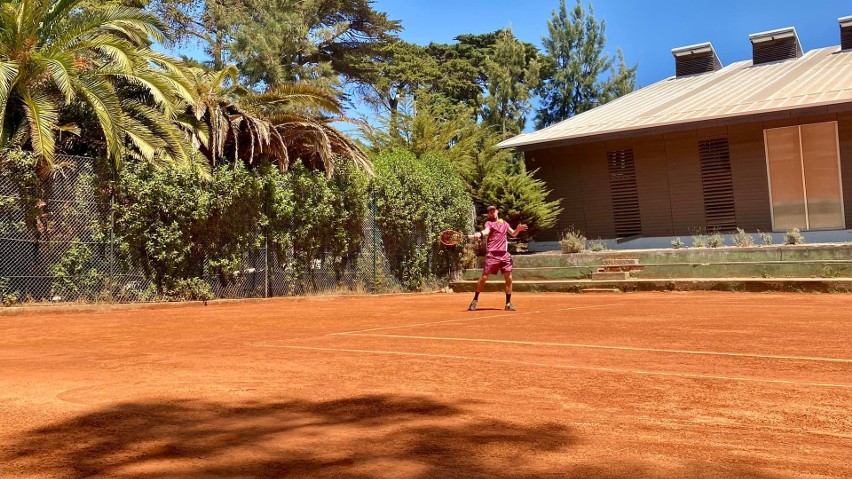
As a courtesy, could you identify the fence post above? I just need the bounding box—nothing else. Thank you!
[264,228,269,298]
[371,193,377,290]
[263,183,270,298]
[109,166,115,300]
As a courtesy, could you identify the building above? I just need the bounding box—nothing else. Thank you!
[499,18,852,250]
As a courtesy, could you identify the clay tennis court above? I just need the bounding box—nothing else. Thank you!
[1,292,850,478]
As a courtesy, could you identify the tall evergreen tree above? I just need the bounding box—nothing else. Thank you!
[480,28,541,138]
[535,0,637,129]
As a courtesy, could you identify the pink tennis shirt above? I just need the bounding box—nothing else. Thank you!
[485,219,509,253]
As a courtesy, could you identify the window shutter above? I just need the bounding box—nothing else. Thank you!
[607,149,642,237]
[699,138,737,231]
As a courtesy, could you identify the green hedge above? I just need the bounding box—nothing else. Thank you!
[371,149,472,289]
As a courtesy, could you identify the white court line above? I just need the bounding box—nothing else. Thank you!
[344,334,852,364]
[331,304,609,336]
[253,344,852,389]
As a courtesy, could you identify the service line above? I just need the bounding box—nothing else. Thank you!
[253,344,852,389]
[343,333,852,364]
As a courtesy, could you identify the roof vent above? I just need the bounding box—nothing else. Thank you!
[672,42,723,77]
[841,16,852,51]
[749,27,803,65]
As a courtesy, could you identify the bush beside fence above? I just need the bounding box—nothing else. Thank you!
[0,154,471,305]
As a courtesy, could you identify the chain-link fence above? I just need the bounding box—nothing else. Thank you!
[0,155,405,304]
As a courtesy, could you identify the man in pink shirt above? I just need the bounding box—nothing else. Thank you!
[467,205,528,311]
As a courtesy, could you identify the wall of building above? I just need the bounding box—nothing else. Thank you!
[525,112,852,242]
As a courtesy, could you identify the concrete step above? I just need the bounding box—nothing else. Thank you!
[601,258,639,266]
[461,267,593,281]
[505,245,852,268]
[599,265,645,272]
[450,278,852,293]
[462,261,852,281]
[581,288,622,293]
[592,272,630,280]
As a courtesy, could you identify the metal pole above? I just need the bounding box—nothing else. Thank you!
[264,229,269,298]
[109,166,115,300]
[371,194,377,290]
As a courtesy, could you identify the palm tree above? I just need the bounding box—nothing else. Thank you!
[178,65,286,169]
[253,83,371,174]
[180,65,370,174]
[0,0,195,170]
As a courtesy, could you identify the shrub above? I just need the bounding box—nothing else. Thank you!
[166,278,214,302]
[589,238,607,252]
[785,228,805,245]
[671,237,684,249]
[692,235,706,248]
[733,228,754,248]
[758,230,773,246]
[0,277,20,307]
[371,150,472,290]
[707,232,725,248]
[114,161,265,293]
[50,240,106,301]
[560,229,587,253]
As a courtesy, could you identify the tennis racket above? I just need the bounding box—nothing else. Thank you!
[439,229,466,246]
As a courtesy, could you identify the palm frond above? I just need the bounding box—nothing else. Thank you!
[20,90,59,164]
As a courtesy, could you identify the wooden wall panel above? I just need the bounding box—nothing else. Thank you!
[664,131,705,235]
[728,123,772,231]
[578,142,616,238]
[633,135,673,236]
[837,112,852,228]
[525,147,585,241]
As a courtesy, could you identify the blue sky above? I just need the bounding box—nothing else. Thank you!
[376,0,850,88]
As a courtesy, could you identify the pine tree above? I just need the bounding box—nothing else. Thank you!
[535,0,637,129]
[480,27,541,138]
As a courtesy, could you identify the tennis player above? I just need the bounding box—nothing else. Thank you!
[467,205,527,311]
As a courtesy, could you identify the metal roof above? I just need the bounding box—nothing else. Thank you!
[498,46,852,150]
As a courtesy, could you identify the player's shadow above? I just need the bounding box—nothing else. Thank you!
[2,394,794,478]
[467,307,502,311]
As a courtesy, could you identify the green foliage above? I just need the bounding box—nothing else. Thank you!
[733,228,755,248]
[480,28,541,138]
[364,100,561,240]
[166,278,214,302]
[785,228,805,245]
[286,161,367,291]
[477,160,561,238]
[50,241,106,301]
[707,232,725,248]
[589,238,607,252]
[371,150,471,289]
[536,0,637,128]
[692,235,707,248]
[112,155,369,296]
[152,0,401,86]
[0,0,195,168]
[0,276,20,307]
[113,161,266,293]
[671,237,684,249]
[0,149,49,240]
[758,230,773,246]
[561,229,587,254]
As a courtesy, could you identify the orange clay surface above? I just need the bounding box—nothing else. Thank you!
[1,292,851,478]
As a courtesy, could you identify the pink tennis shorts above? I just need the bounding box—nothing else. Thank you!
[483,251,513,275]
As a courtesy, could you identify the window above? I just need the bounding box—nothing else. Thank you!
[764,122,845,231]
[699,138,736,231]
[607,148,642,237]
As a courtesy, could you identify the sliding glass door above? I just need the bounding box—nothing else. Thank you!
[764,122,845,231]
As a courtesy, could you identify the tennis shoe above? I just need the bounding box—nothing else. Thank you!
[468,299,477,311]
[504,303,516,311]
